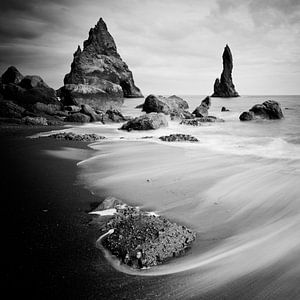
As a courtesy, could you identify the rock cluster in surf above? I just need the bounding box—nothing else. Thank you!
[48,132,106,142]
[212,45,239,98]
[159,134,198,142]
[59,18,143,111]
[92,201,196,269]
[239,100,284,121]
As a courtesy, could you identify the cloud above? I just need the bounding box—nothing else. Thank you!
[0,0,299,94]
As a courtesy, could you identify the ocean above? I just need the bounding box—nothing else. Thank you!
[45,95,300,298]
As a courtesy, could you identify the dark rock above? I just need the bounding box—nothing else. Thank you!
[32,102,62,115]
[1,66,24,84]
[80,104,99,122]
[19,75,49,90]
[249,100,283,120]
[142,94,189,116]
[240,100,284,121]
[211,45,239,97]
[22,116,48,125]
[48,132,105,142]
[181,116,224,126]
[60,18,142,110]
[221,106,230,112]
[64,105,81,112]
[104,109,127,123]
[64,112,91,123]
[0,100,25,118]
[0,117,22,124]
[239,111,255,121]
[192,96,211,117]
[100,205,196,268]
[159,134,198,142]
[121,113,168,131]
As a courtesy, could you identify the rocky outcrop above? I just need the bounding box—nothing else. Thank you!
[192,96,211,117]
[48,132,105,142]
[1,67,59,106]
[159,134,198,142]
[22,116,48,126]
[97,204,196,268]
[0,100,25,119]
[121,113,168,131]
[60,18,143,111]
[221,106,230,112]
[212,45,239,97]
[142,94,189,117]
[181,116,224,126]
[64,112,91,123]
[239,100,284,121]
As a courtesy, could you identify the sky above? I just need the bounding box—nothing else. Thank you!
[0,0,299,95]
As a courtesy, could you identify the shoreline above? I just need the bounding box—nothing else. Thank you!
[1,124,299,299]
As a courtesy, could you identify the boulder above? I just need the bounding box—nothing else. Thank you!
[121,113,168,131]
[64,105,81,112]
[142,94,189,116]
[32,102,62,115]
[104,109,127,123]
[102,205,196,268]
[192,96,211,117]
[181,116,224,126]
[48,132,105,142]
[0,100,25,118]
[212,45,239,97]
[60,18,143,110]
[239,100,284,121]
[159,134,198,142]
[221,106,230,112]
[22,116,48,125]
[239,111,255,121]
[64,112,91,123]
[1,66,24,84]
[80,104,99,121]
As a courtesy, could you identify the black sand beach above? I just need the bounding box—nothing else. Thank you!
[1,125,299,300]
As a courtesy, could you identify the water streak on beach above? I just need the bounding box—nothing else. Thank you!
[48,95,300,297]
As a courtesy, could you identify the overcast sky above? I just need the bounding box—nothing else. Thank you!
[0,0,299,95]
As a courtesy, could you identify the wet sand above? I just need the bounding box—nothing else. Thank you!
[1,125,299,299]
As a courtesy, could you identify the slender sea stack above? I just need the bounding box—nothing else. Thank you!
[212,44,239,97]
[59,18,143,111]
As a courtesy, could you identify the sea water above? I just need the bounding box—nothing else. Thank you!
[48,95,300,298]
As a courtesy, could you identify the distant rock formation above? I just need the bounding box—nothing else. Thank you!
[192,96,211,117]
[60,18,143,111]
[212,45,239,97]
[239,100,284,121]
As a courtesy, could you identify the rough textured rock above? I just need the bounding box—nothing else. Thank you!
[64,112,91,123]
[212,45,239,97]
[121,113,168,131]
[99,204,196,268]
[64,105,81,112]
[142,94,189,117]
[49,132,105,142]
[1,67,59,105]
[32,102,62,115]
[103,109,128,123]
[60,18,143,110]
[192,96,211,117]
[221,106,230,112]
[181,116,224,126]
[0,100,25,118]
[159,134,198,142]
[1,66,24,85]
[80,104,100,122]
[22,116,48,125]
[240,100,284,121]
[239,111,255,121]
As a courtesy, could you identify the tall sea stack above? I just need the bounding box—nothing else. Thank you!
[59,18,143,111]
[211,44,239,97]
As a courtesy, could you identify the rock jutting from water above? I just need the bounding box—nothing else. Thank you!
[192,96,211,117]
[181,116,224,126]
[48,132,106,142]
[91,201,196,269]
[59,18,143,111]
[211,45,239,97]
[120,113,168,131]
[142,94,189,117]
[239,100,284,121]
[159,134,199,142]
